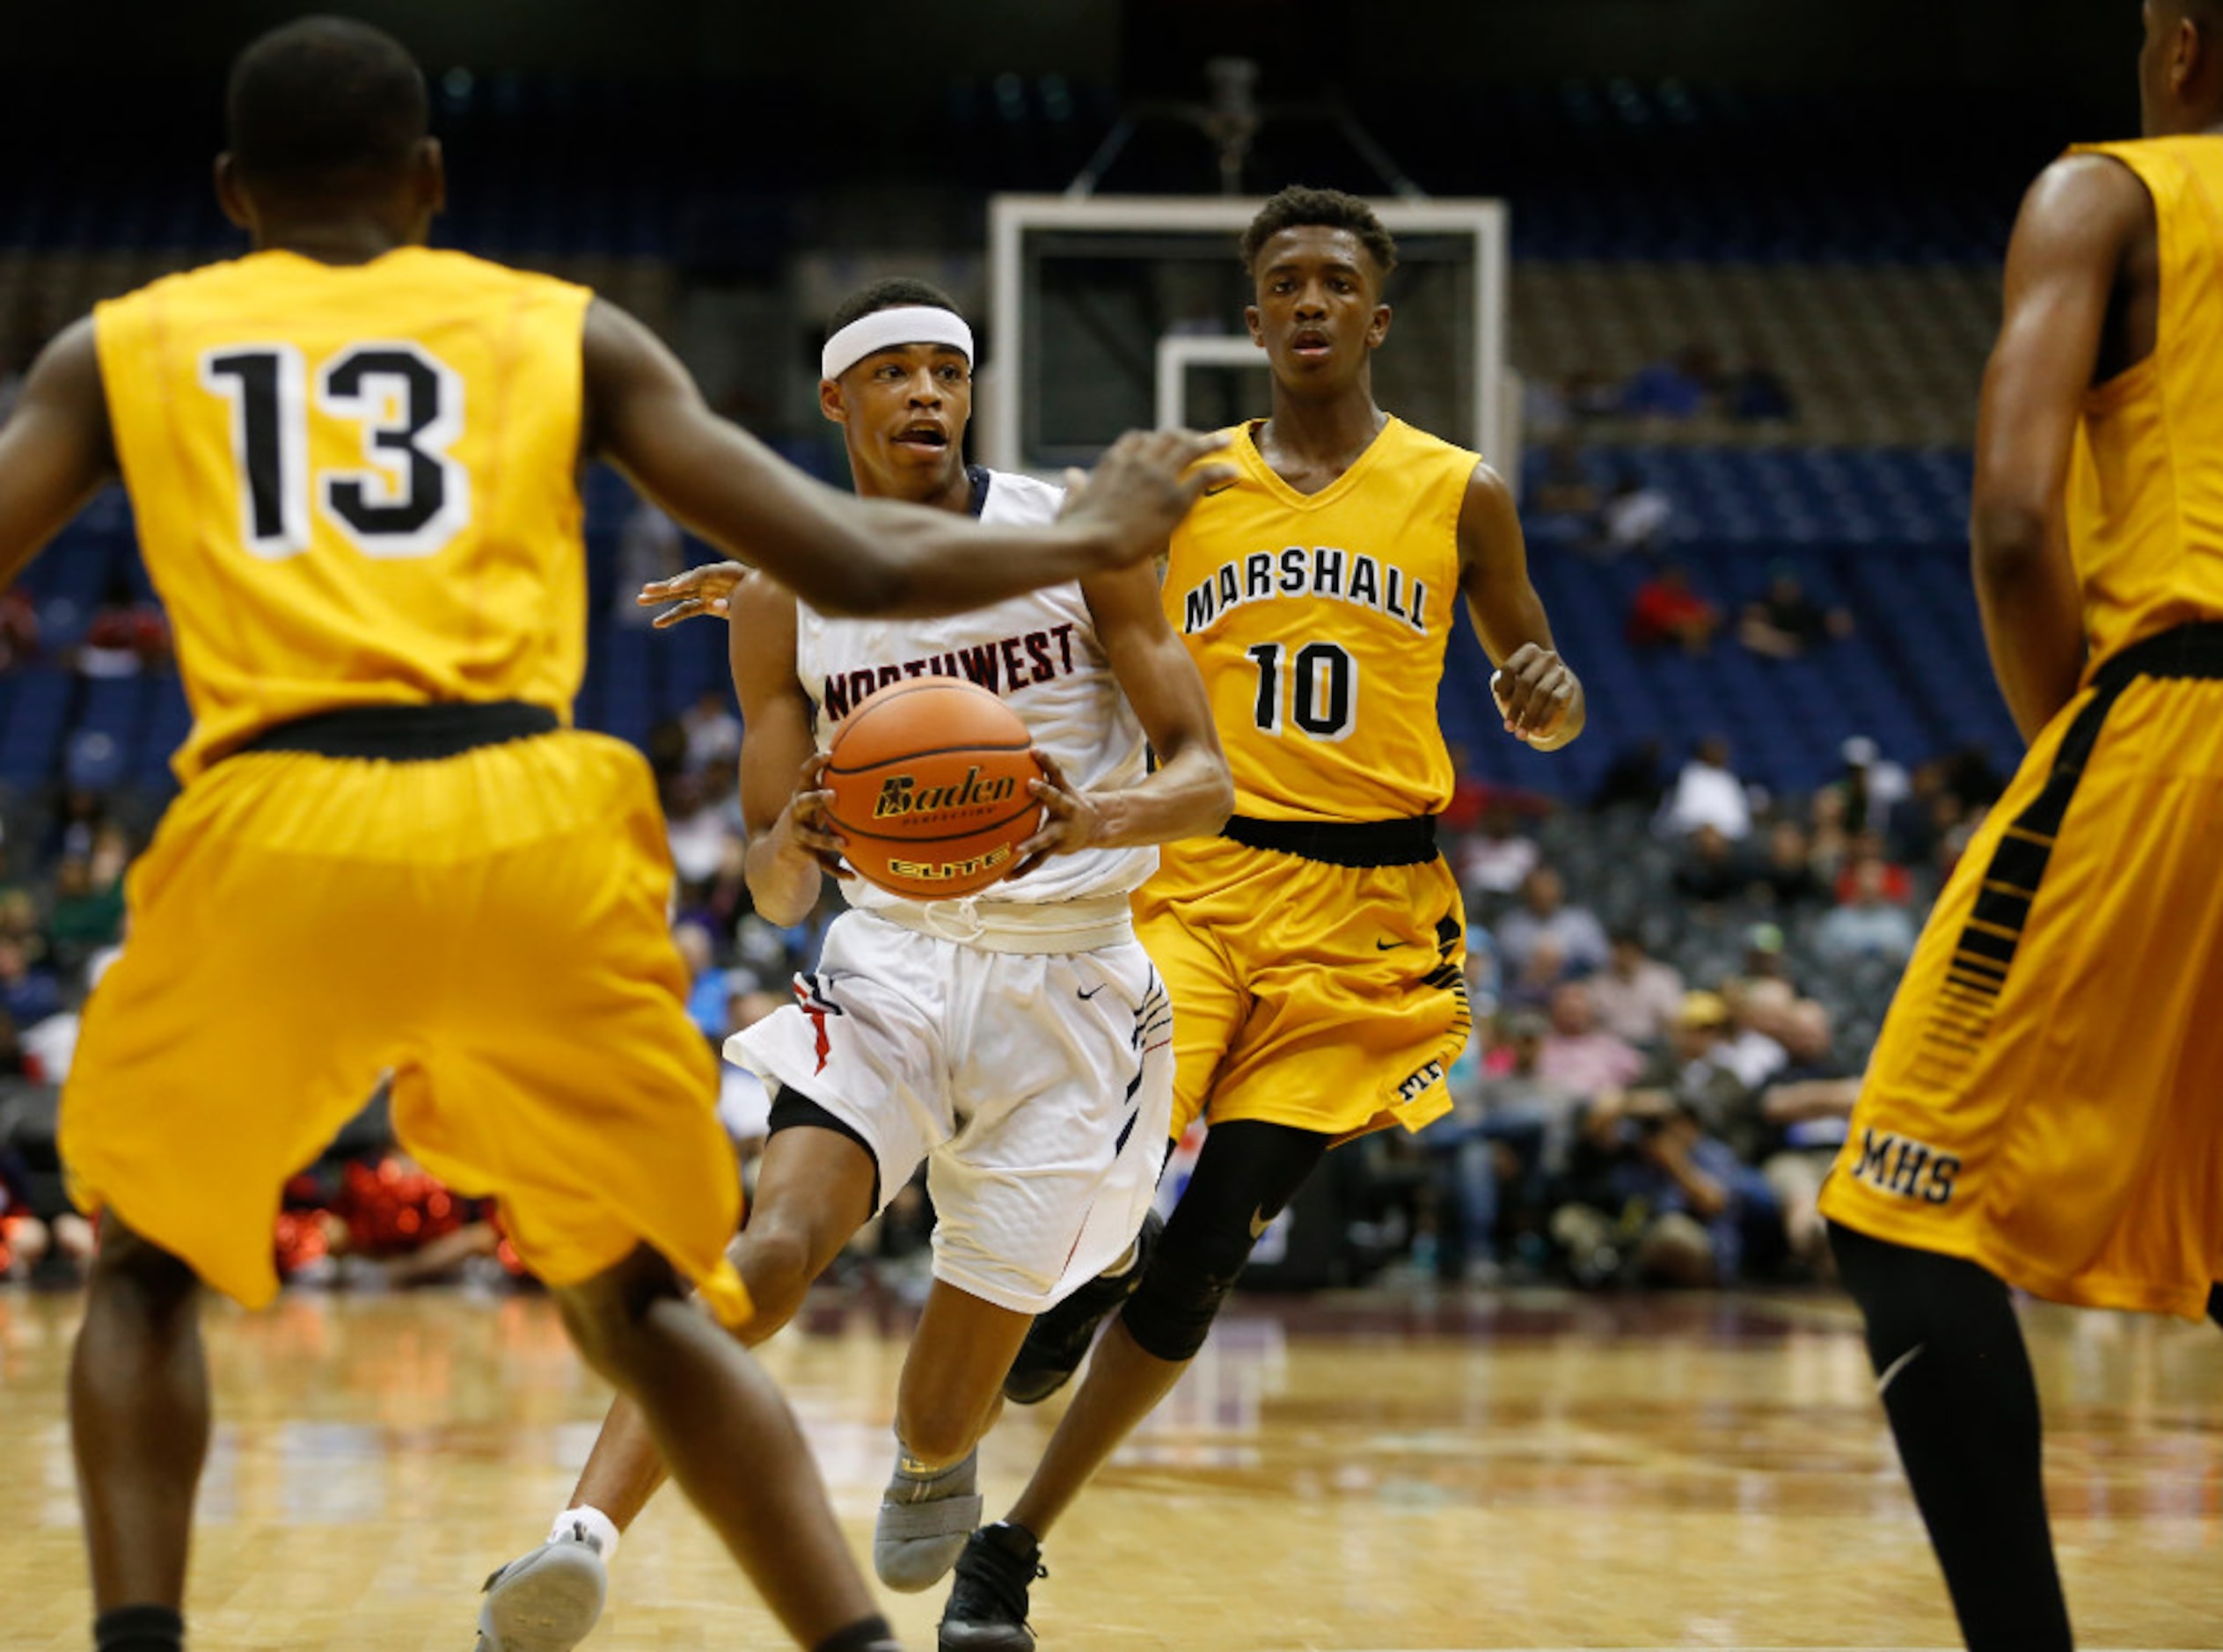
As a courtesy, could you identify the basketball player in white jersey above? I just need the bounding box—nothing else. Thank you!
[473,281,1231,1651]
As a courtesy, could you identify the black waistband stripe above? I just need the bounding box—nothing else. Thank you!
[231,700,559,763]
[1220,813,1438,868]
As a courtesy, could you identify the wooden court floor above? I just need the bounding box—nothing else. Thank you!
[7,1283,2223,1650]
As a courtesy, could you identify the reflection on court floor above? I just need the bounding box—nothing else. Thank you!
[7,1285,2223,1649]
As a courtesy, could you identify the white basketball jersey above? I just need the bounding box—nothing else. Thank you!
[796,468,1155,917]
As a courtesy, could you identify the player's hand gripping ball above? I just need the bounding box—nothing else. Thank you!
[823,679,1046,900]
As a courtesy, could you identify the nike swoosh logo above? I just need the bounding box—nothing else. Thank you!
[1375,939,1410,951]
[1248,1207,1273,1239]
[1078,984,1108,1000]
[1203,482,1237,497]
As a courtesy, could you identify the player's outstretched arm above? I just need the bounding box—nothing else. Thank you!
[0,319,118,591]
[581,300,1230,618]
[1971,156,2146,742]
[1457,462,1586,751]
[1008,561,1233,876]
[726,575,845,926]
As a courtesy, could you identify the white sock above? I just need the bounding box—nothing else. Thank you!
[551,1502,622,1564]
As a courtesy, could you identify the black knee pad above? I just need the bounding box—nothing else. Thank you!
[1118,1220,1254,1363]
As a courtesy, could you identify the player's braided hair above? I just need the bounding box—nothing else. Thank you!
[227,16,428,186]
[827,278,964,335]
[1239,186,1399,281]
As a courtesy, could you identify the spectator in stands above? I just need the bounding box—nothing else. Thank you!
[1895,752,2000,871]
[1815,854,1918,967]
[1753,820,1827,910]
[1886,782,1945,870]
[47,855,123,965]
[1924,793,1985,876]
[1563,368,1621,424]
[1832,830,1912,906]
[0,585,38,672]
[1590,929,1683,1048]
[1539,981,1643,1093]
[1737,565,1853,660]
[2,1143,94,1283]
[665,764,741,887]
[1758,999,1861,1274]
[1620,990,1748,1143]
[1936,742,2005,812]
[1620,345,1717,422]
[0,889,42,967]
[686,830,754,943]
[644,715,690,784]
[290,1145,528,1294]
[1718,976,1793,1099]
[1598,470,1675,557]
[1741,923,1796,990]
[1440,1009,1580,1283]
[0,936,61,1028]
[614,498,684,629]
[0,1005,28,1079]
[680,688,742,776]
[675,920,740,1043]
[1658,735,1751,839]
[1627,564,1720,653]
[1463,927,1503,1021]
[1554,987,1784,1286]
[1502,932,1571,1011]
[734,907,805,983]
[1496,866,1608,980]
[718,983,784,1159]
[1725,358,1795,425]
[77,574,171,677]
[1808,786,1852,886]
[47,786,107,864]
[1457,799,1540,900]
[1822,735,1911,835]
[1554,1101,1754,1288]
[1591,739,1665,814]
[1671,822,1743,906]
[1532,438,1599,517]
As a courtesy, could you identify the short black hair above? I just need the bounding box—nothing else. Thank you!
[226,17,428,188]
[1239,186,1399,281]
[826,277,962,339]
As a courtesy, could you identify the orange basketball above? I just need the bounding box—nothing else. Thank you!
[824,678,1044,901]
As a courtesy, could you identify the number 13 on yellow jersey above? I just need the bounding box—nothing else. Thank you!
[198,340,471,560]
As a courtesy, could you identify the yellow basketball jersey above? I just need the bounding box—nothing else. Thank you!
[94,247,593,780]
[2063,138,2223,670]
[1161,417,1473,822]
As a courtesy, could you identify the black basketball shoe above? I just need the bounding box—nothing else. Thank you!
[1002,1209,1163,1406]
[938,1522,1045,1652]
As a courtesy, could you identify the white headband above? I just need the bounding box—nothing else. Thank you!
[821,306,975,382]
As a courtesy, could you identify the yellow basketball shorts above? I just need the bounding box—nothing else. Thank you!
[1137,832,1471,1143]
[60,728,749,1324]
[1820,640,2223,1319]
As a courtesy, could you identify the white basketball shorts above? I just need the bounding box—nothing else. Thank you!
[730,908,1174,1316]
